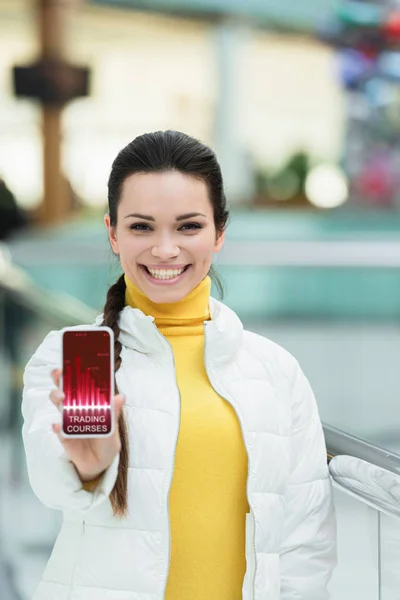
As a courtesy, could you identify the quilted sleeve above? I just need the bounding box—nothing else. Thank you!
[279,361,337,599]
[21,330,120,513]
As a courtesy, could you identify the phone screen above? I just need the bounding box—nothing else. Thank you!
[62,330,113,436]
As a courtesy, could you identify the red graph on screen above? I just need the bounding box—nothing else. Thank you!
[62,330,112,435]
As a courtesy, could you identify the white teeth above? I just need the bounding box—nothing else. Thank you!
[146,267,186,280]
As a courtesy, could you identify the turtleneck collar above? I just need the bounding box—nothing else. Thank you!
[124,274,211,336]
[94,294,243,366]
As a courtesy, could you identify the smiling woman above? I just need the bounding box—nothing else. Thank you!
[22,130,336,600]
[104,169,225,302]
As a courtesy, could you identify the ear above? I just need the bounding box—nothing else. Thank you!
[104,214,119,255]
[213,228,225,254]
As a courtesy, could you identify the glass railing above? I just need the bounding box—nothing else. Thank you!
[325,425,400,598]
[0,244,97,600]
[1,241,400,599]
[328,453,400,600]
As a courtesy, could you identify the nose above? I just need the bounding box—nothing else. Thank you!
[151,232,180,259]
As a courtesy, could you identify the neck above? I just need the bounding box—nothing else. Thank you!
[124,274,212,336]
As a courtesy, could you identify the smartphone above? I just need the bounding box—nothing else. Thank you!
[60,326,114,438]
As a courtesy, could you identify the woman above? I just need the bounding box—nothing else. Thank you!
[22,130,337,600]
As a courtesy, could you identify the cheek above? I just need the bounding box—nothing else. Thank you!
[192,231,215,250]
[193,238,214,268]
[119,234,147,257]
[191,235,217,262]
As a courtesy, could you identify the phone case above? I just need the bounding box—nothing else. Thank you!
[60,326,115,439]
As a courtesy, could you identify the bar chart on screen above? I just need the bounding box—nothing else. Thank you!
[62,329,113,436]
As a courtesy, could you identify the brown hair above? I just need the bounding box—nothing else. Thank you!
[103,130,229,517]
[101,274,129,518]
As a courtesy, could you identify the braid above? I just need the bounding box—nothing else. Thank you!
[102,274,129,518]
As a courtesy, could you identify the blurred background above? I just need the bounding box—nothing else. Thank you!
[2,0,400,598]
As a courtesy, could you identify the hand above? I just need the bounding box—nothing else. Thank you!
[49,368,125,483]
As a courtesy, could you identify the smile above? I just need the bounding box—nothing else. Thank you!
[140,264,191,283]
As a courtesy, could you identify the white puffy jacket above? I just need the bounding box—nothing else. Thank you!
[22,297,337,600]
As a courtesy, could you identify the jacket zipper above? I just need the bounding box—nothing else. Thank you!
[67,519,86,600]
[203,322,257,600]
[151,323,182,600]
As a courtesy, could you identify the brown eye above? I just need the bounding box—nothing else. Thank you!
[130,223,152,231]
[179,222,203,231]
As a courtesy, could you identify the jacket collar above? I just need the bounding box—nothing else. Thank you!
[95,297,243,366]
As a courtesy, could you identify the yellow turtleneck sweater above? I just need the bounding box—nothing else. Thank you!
[85,274,249,598]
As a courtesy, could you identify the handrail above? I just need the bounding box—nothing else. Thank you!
[329,455,400,520]
[0,244,96,327]
[324,423,400,477]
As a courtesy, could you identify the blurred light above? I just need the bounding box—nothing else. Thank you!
[384,11,400,41]
[0,134,42,209]
[377,51,400,82]
[305,164,349,209]
[336,49,375,90]
[65,137,127,207]
[365,77,397,107]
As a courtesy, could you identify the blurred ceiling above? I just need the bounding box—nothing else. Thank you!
[92,0,335,32]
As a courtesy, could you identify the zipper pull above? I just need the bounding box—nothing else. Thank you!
[81,520,85,535]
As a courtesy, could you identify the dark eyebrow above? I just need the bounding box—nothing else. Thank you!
[176,212,207,221]
[125,213,155,221]
[124,212,206,221]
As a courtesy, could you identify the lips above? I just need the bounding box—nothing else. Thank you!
[139,264,192,284]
